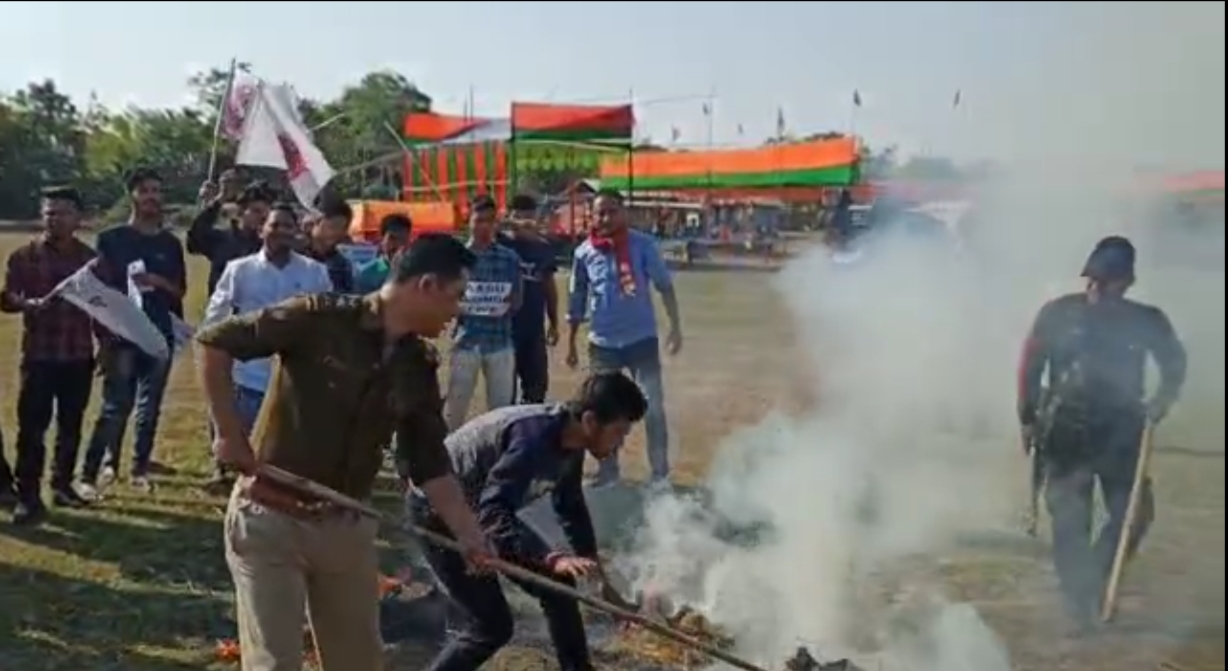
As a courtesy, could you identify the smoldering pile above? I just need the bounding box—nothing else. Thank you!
[605,602,863,671]
[785,646,866,671]
[606,606,735,668]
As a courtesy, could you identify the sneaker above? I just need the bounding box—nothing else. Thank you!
[74,480,102,503]
[12,499,47,527]
[51,486,91,508]
[98,466,117,491]
[131,474,155,494]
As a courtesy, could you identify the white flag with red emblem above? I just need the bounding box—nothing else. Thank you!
[220,72,260,141]
[235,81,334,208]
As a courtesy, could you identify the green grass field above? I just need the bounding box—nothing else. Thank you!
[0,231,1222,671]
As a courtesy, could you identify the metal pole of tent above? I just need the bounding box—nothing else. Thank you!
[628,88,635,204]
[509,102,517,213]
[705,87,716,227]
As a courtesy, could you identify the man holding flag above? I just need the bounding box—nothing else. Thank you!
[78,167,187,498]
[188,176,268,296]
[1,187,98,524]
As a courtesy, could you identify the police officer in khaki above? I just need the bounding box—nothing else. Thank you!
[196,233,494,671]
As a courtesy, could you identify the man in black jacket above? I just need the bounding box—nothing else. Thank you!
[187,178,269,295]
[409,371,647,671]
[302,199,356,293]
[1018,235,1187,627]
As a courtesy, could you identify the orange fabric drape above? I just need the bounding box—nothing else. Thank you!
[600,137,858,179]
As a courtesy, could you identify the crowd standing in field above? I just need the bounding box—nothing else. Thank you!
[0,169,685,521]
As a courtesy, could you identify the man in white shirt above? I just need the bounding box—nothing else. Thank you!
[201,203,333,489]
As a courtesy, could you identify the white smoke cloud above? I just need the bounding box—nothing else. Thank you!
[610,4,1223,669]
[615,236,1025,670]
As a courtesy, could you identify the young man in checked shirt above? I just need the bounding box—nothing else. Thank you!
[0,187,98,526]
[444,196,523,430]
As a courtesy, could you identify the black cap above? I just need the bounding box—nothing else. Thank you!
[1082,235,1136,281]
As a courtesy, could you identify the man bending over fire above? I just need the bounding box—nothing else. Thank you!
[409,371,647,671]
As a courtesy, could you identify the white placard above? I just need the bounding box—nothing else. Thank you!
[460,281,513,317]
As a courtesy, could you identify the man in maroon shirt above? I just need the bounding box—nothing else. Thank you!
[0,186,98,526]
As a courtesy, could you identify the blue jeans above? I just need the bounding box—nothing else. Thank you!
[82,345,172,481]
[589,337,669,481]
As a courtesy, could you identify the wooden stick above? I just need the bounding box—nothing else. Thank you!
[253,467,769,671]
[256,465,384,519]
[410,524,772,671]
[1100,422,1156,623]
[207,58,238,183]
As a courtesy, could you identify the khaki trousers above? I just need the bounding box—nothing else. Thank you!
[224,487,383,671]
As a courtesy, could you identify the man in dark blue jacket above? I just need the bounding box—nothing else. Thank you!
[410,371,647,671]
[500,194,560,403]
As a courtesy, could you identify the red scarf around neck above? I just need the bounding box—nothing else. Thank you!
[589,228,636,296]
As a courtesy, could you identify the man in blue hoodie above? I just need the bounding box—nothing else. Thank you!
[409,371,647,671]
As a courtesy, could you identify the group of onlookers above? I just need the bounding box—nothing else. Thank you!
[0,169,187,525]
[1,165,685,528]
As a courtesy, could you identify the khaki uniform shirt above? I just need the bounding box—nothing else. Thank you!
[195,292,451,498]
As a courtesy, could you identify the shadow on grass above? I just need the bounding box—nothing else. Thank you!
[3,505,231,591]
[0,561,226,671]
[0,502,236,670]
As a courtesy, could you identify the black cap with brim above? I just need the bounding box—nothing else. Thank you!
[1082,235,1136,280]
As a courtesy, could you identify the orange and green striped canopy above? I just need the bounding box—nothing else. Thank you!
[600,136,860,190]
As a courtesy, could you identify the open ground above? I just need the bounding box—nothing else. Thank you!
[0,232,1222,671]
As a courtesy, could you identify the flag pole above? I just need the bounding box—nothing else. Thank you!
[704,87,715,206]
[949,89,962,159]
[848,90,861,139]
[705,87,716,150]
[207,58,238,183]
